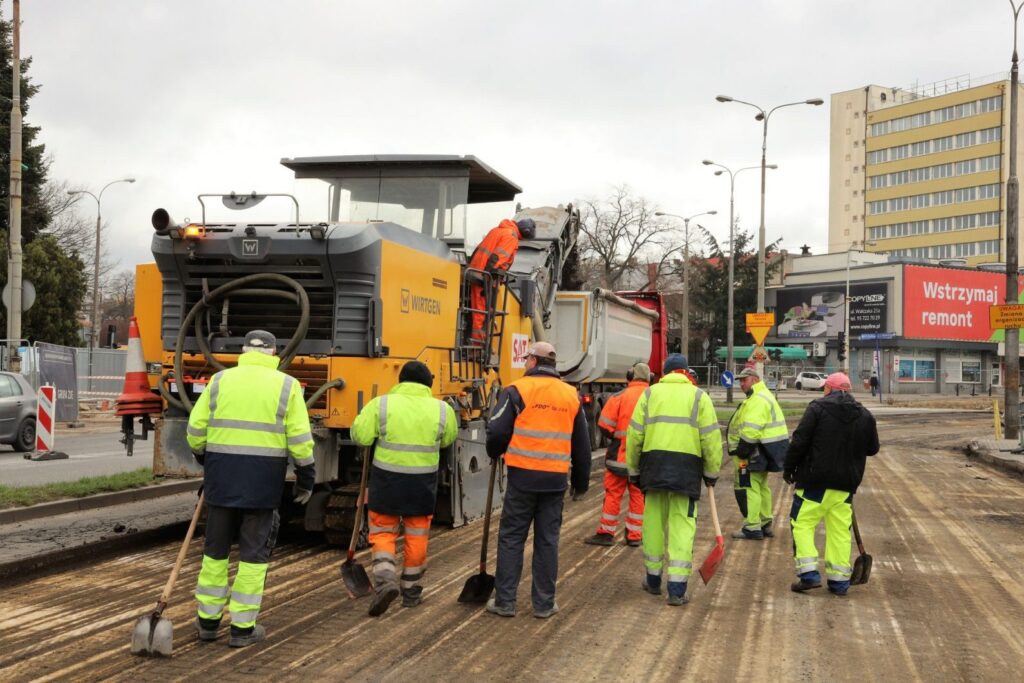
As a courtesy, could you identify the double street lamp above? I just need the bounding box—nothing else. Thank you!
[68,178,135,396]
[703,160,777,402]
[715,95,823,313]
[655,210,717,362]
[844,241,877,374]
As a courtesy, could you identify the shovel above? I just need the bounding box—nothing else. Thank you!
[850,507,873,585]
[698,482,726,585]
[340,447,373,598]
[131,492,205,657]
[458,456,499,603]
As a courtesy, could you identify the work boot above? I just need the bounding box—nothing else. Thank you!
[761,521,775,538]
[641,576,662,596]
[584,533,614,546]
[401,585,424,608]
[533,603,560,619]
[791,578,823,593]
[625,538,641,547]
[228,624,266,648]
[485,597,516,617]
[827,579,850,597]
[368,582,400,617]
[195,618,220,642]
[731,528,765,540]
[667,594,690,606]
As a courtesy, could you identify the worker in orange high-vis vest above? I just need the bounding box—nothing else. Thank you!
[585,362,650,547]
[484,341,591,619]
[467,217,536,344]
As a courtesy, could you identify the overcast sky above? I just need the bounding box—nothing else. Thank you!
[17,0,1022,270]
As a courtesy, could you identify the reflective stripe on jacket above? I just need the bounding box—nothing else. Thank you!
[625,372,722,499]
[469,220,520,273]
[352,381,459,516]
[505,375,580,474]
[727,381,789,472]
[186,351,314,508]
[599,380,649,473]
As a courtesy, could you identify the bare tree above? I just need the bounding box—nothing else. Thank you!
[101,269,135,321]
[578,186,681,290]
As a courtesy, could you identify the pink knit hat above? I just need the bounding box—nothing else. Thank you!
[825,372,852,391]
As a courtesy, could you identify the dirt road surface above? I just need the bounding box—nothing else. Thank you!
[1,412,1022,682]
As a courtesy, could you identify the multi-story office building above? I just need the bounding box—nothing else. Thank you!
[829,76,1024,265]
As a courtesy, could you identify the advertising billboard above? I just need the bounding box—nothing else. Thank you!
[903,265,1015,341]
[775,282,889,338]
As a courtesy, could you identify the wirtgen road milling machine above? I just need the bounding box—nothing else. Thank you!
[127,154,662,542]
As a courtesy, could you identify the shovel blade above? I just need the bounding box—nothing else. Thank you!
[851,552,873,585]
[457,572,495,604]
[341,560,372,599]
[698,541,725,585]
[130,614,174,657]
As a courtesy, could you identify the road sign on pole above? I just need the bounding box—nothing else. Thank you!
[745,312,774,346]
[720,370,734,388]
[990,304,1024,329]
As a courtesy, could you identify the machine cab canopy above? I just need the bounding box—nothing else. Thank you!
[282,154,521,243]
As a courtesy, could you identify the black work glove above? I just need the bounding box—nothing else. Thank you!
[628,474,640,487]
[192,450,205,466]
[702,475,718,488]
[783,470,795,485]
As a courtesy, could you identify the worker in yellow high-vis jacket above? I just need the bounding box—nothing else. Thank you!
[626,354,722,606]
[187,330,315,648]
[727,366,789,540]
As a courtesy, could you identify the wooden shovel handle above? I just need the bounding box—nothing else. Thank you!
[158,491,205,608]
[479,456,499,571]
[349,446,372,559]
[706,481,723,543]
[852,506,866,554]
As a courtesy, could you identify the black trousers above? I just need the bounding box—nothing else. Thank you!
[203,504,279,563]
[494,481,564,611]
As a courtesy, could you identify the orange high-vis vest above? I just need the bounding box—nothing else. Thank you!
[598,380,649,463]
[469,220,520,273]
[505,375,579,473]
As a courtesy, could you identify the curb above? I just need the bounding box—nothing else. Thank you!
[0,479,201,525]
[965,440,1024,477]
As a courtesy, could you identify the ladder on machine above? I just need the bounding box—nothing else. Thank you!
[451,267,509,409]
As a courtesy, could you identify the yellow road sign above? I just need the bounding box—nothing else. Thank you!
[989,304,1024,329]
[745,312,774,345]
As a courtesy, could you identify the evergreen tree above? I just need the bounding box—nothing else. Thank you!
[0,0,51,242]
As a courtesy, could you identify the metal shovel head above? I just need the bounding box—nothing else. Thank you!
[130,613,174,657]
[698,538,725,585]
[457,571,495,604]
[851,551,873,585]
[341,559,372,599]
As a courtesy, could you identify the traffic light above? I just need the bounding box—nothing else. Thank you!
[837,331,847,363]
[769,348,782,361]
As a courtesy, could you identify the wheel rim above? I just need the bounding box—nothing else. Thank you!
[21,422,34,447]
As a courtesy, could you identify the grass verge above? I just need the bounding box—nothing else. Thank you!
[714,402,807,423]
[0,468,158,509]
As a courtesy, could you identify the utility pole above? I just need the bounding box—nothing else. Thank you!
[1006,0,1023,440]
[6,0,23,367]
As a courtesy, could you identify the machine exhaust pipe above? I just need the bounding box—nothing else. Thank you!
[151,208,179,235]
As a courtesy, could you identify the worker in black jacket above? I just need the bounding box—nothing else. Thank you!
[784,372,879,596]
[484,341,591,619]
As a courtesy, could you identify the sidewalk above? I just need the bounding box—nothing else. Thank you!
[966,438,1024,477]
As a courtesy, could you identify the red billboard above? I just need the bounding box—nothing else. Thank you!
[903,265,1008,341]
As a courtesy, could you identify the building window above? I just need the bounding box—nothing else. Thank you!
[891,145,910,160]
[911,141,931,156]
[933,217,953,232]
[867,150,888,164]
[954,213,977,230]
[979,127,1001,144]
[868,200,887,215]
[979,211,1001,227]
[934,136,954,152]
[955,101,977,118]
[933,190,954,206]
[979,155,1000,172]
[980,96,1003,113]
[869,226,887,239]
[910,193,931,209]
[954,242,976,257]
[954,187,977,203]
[955,131,976,148]
[898,355,936,383]
[979,183,1000,199]
[955,159,977,175]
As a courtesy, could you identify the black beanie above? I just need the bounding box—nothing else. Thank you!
[399,361,434,388]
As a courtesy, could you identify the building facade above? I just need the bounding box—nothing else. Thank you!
[829,76,1024,266]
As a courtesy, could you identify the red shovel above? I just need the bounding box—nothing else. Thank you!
[698,481,725,584]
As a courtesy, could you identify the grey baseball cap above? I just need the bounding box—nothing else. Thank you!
[244,329,277,350]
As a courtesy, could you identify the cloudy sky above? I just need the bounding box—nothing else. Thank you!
[18,0,1022,269]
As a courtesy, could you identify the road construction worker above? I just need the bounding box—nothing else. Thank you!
[585,362,650,547]
[785,372,879,596]
[467,217,536,345]
[727,366,789,540]
[352,361,458,616]
[485,341,591,618]
[187,330,314,648]
[627,353,722,605]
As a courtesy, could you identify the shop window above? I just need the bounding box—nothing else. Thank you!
[898,359,935,382]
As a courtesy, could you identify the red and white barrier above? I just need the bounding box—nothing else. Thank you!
[25,384,68,461]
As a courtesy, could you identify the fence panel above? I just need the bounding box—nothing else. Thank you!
[76,347,127,401]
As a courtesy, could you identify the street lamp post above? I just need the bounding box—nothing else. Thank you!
[715,95,823,313]
[68,178,135,394]
[703,160,776,402]
[1006,0,1023,440]
[656,210,717,362]
[844,241,877,374]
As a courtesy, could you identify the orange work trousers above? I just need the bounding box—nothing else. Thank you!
[469,281,487,344]
[595,470,644,541]
[368,511,432,589]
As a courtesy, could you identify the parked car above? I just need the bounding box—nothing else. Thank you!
[794,371,827,391]
[0,372,36,451]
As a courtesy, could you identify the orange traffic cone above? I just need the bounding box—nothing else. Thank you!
[115,317,162,416]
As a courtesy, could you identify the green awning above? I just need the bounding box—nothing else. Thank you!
[714,346,808,361]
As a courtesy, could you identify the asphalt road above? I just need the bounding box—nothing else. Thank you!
[0,430,152,486]
[0,411,1021,681]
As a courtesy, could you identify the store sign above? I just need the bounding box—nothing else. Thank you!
[903,265,1017,341]
[775,283,888,338]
